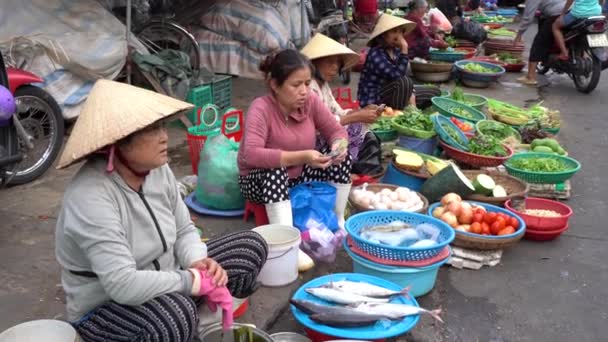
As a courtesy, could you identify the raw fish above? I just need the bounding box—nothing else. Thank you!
[352,302,444,322]
[322,280,411,298]
[310,311,393,327]
[305,287,389,305]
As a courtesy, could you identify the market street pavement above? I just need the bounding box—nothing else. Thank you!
[1,34,607,342]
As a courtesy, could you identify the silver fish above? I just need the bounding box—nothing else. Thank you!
[322,280,411,299]
[310,311,393,327]
[289,299,363,316]
[352,302,444,322]
[360,224,419,247]
[305,287,389,305]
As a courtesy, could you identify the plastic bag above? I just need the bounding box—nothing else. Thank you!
[453,20,487,44]
[352,132,383,176]
[429,8,453,33]
[290,182,345,262]
[195,133,244,210]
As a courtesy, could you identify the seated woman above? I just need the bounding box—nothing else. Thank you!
[301,33,382,168]
[406,0,449,59]
[55,80,268,342]
[237,49,352,228]
[357,14,418,110]
[553,0,602,60]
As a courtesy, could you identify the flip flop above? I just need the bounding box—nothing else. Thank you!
[517,76,538,86]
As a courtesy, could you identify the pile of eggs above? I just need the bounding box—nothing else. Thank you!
[351,184,425,212]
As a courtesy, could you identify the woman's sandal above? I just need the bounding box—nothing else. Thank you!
[517,76,538,86]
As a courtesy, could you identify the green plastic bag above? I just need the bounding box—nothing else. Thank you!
[195,132,244,210]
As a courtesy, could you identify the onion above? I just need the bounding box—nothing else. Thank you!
[460,201,472,212]
[441,193,462,206]
[389,192,399,201]
[432,206,445,218]
[456,224,471,232]
[441,212,459,228]
[472,204,487,213]
[447,201,463,216]
[458,206,474,224]
[392,201,406,210]
[375,203,388,210]
[381,188,393,196]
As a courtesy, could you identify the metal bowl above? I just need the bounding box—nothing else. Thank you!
[270,332,312,342]
[412,70,452,83]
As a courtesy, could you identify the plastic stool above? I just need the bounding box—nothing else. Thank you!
[243,201,269,226]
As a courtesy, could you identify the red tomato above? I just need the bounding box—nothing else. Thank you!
[481,222,491,235]
[490,221,504,235]
[470,222,482,234]
[495,216,506,228]
[498,226,516,235]
[473,213,484,223]
[484,212,497,224]
[510,217,519,229]
[474,208,486,216]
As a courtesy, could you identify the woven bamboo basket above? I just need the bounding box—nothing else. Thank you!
[462,170,529,206]
[349,183,429,214]
[452,231,524,250]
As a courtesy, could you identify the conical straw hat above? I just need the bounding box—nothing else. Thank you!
[368,14,416,45]
[301,33,360,71]
[57,79,194,169]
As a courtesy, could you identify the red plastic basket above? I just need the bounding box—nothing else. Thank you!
[438,138,513,167]
[221,108,244,143]
[332,87,360,110]
[455,47,477,59]
[505,197,573,231]
[524,223,569,241]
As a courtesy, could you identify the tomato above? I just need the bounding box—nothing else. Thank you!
[509,217,519,229]
[481,222,491,235]
[484,212,497,224]
[495,216,506,227]
[490,221,504,235]
[474,208,486,216]
[498,226,516,235]
[473,213,484,223]
[470,222,482,234]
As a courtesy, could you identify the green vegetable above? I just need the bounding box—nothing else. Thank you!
[508,157,570,172]
[489,28,516,37]
[468,135,507,157]
[441,123,465,145]
[393,107,434,131]
[532,146,555,154]
[451,107,475,119]
[463,63,497,73]
[370,117,394,131]
[473,174,496,195]
[492,185,507,197]
[445,36,457,48]
[451,87,465,102]
[477,120,520,142]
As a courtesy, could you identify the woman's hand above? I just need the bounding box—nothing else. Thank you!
[190,258,228,287]
[352,108,380,124]
[305,150,332,169]
[399,36,409,54]
[330,139,348,165]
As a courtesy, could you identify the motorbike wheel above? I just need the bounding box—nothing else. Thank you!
[8,85,64,185]
[573,54,601,94]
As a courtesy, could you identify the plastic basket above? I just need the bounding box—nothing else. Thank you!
[391,117,437,139]
[475,120,522,142]
[504,197,572,231]
[427,201,526,250]
[431,114,469,151]
[344,210,455,262]
[438,138,513,167]
[185,84,213,125]
[373,129,398,141]
[429,49,466,62]
[186,104,221,174]
[431,97,487,122]
[504,152,581,184]
[221,108,244,143]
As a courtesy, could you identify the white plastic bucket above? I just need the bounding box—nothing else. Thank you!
[253,224,301,287]
[0,320,79,342]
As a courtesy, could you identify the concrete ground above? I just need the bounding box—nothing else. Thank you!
[1,24,607,341]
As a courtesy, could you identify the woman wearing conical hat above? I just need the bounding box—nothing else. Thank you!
[54,80,268,341]
[357,14,417,110]
[301,33,382,167]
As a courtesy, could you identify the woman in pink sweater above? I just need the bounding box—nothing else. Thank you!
[237,49,352,228]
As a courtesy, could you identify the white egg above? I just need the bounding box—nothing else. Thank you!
[392,201,406,210]
[398,191,409,202]
[375,203,388,210]
[380,188,393,196]
[389,192,399,201]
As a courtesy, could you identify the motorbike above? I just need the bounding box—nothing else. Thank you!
[0,50,64,186]
[538,15,608,93]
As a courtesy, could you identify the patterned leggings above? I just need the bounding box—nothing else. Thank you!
[74,231,268,342]
[239,148,352,204]
[378,75,414,110]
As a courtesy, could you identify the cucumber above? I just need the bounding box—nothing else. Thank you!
[472,174,496,195]
[421,163,475,202]
[492,185,507,197]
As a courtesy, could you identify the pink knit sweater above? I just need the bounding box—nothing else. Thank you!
[238,92,348,178]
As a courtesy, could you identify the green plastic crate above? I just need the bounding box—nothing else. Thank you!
[186,84,213,125]
[204,75,232,110]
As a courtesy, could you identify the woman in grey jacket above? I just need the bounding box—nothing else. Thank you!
[54,80,268,342]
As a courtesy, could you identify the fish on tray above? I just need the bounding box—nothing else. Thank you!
[352,302,444,323]
[310,311,393,327]
[322,280,411,299]
[359,222,419,246]
[305,287,389,305]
